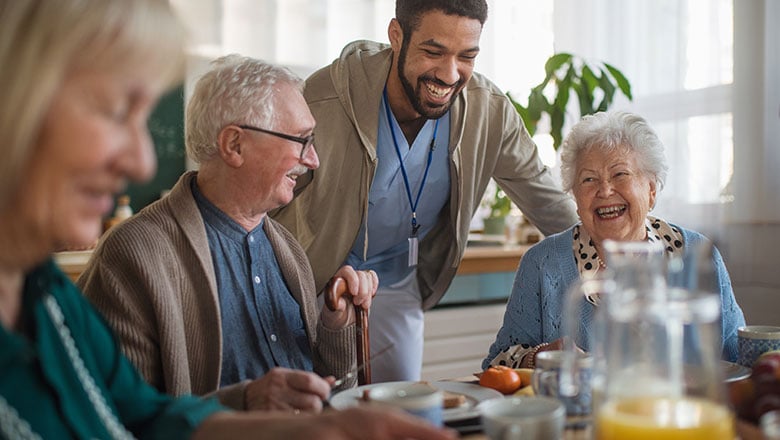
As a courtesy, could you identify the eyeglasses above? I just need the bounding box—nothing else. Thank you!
[237,124,314,160]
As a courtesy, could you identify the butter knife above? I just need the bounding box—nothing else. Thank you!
[332,343,394,388]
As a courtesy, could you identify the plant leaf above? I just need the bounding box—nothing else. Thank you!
[550,106,565,150]
[544,53,573,78]
[572,81,594,117]
[581,64,598,94]
[604,62,633,100]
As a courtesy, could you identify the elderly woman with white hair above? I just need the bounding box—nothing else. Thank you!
[483,110,745,370]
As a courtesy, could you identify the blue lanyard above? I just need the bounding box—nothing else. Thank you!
[383,87,439,237]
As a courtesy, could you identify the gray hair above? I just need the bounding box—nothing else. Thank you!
[0,0,185,210]
[559,110,669,194]
[185,55,304,164]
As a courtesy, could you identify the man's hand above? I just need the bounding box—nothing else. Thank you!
[321,266,378,329]
[244,367,335,413]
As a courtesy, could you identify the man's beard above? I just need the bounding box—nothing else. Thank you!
[397,39,461,120]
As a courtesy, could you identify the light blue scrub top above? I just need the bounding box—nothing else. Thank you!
[345,95,451,287]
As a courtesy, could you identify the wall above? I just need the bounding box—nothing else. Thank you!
[125,86,186,212]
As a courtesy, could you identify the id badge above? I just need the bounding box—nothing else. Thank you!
[407,236,419,267]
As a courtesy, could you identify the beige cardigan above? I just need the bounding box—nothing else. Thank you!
[78,172,355,410]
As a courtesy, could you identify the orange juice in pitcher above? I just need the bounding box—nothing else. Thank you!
[595,396,734,440]
[560,241,735,440]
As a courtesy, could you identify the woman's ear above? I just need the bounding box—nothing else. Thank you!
[217,126,245,168]
[648,179,658,210]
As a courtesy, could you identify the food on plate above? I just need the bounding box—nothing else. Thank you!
[479,366,522,394]
[441,390,467,409]
[514,368,534,388]
[358,382,466,409]
[513,384,535,396]
[730,351,780,423]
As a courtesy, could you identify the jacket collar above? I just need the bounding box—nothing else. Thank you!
[332,40,468,158]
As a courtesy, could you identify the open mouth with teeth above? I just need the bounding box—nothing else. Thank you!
[423,80,454,104]
[596,205,626,219]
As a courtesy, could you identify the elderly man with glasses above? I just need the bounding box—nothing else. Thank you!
[78,55,377,414]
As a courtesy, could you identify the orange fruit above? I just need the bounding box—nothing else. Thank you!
[479,366,522,394]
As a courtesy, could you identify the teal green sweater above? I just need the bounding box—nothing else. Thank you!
[0,260,225,439]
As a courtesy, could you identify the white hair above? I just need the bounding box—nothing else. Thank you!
[185,55,304,164]
[559,110,669,194]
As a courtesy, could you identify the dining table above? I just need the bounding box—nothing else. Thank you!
[441,375,763,440]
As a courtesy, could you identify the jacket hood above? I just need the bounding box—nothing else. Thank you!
[327,40,394,148]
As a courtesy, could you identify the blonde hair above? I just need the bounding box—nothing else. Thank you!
[0,0,186,209]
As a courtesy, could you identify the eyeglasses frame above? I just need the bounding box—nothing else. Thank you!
[237,124,314,160]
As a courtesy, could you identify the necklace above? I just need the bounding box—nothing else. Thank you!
[0,294,135,440]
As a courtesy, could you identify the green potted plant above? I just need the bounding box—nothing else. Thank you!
[507,52,633,150]
[482,186,512,235]
[479,53,632,238]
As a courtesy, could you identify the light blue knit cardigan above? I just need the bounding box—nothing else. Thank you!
[483,224,746,369]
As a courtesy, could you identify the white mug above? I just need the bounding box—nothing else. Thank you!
[478,396,565,440]
[366,382,443,426]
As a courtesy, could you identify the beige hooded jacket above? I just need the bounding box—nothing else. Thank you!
[271,41,578,309]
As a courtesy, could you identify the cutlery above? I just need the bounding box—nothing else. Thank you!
[332,343,394,388]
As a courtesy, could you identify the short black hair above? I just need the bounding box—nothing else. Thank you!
[395,0,488,38]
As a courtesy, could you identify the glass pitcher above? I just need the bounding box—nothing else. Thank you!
[560,240,734,439]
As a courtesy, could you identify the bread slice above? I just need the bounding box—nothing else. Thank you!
[442,390,467,409]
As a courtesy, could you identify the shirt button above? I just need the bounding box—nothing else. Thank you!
[254,275,261,284]
[248,235,255,243]
[270,334,277,342]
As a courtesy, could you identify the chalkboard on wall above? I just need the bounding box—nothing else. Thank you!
[123,85,186,213]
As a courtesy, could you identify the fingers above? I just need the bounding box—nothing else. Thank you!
[334,266,377,310]
[245,368,331,413]
[335,407,458,440]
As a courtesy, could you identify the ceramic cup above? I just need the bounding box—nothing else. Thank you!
[367,382,443,426]
[532,350,593,416]
[478,396,565,440]
[737,325,780,368]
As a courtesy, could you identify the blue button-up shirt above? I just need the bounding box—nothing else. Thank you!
[192,181,312,387]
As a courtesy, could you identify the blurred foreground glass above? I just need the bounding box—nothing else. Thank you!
[561,240,734,439]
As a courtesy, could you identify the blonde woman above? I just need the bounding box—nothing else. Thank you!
[0,1,453,439]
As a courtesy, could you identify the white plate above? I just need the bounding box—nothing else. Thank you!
[722,360,750,383]
[329,380,502,422]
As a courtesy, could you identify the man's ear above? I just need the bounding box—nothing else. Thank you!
[388,18,403,52]
[217,126,244,168]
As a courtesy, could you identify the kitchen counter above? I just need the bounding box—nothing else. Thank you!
[54,250,93,282]
[56,240,531,283]
[457,243,530,275]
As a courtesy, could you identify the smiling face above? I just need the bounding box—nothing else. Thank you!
[239,82,319,214]
[388,10,482,120]
[572,145,657,247]
[14,67,159,254]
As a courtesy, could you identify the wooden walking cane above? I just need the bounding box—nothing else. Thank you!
[325,277,372,385]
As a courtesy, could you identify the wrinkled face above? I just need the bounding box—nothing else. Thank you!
[572,145,657,247]
[238,82,319,213]
[18,67,159,251]
[393,10,481,119]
